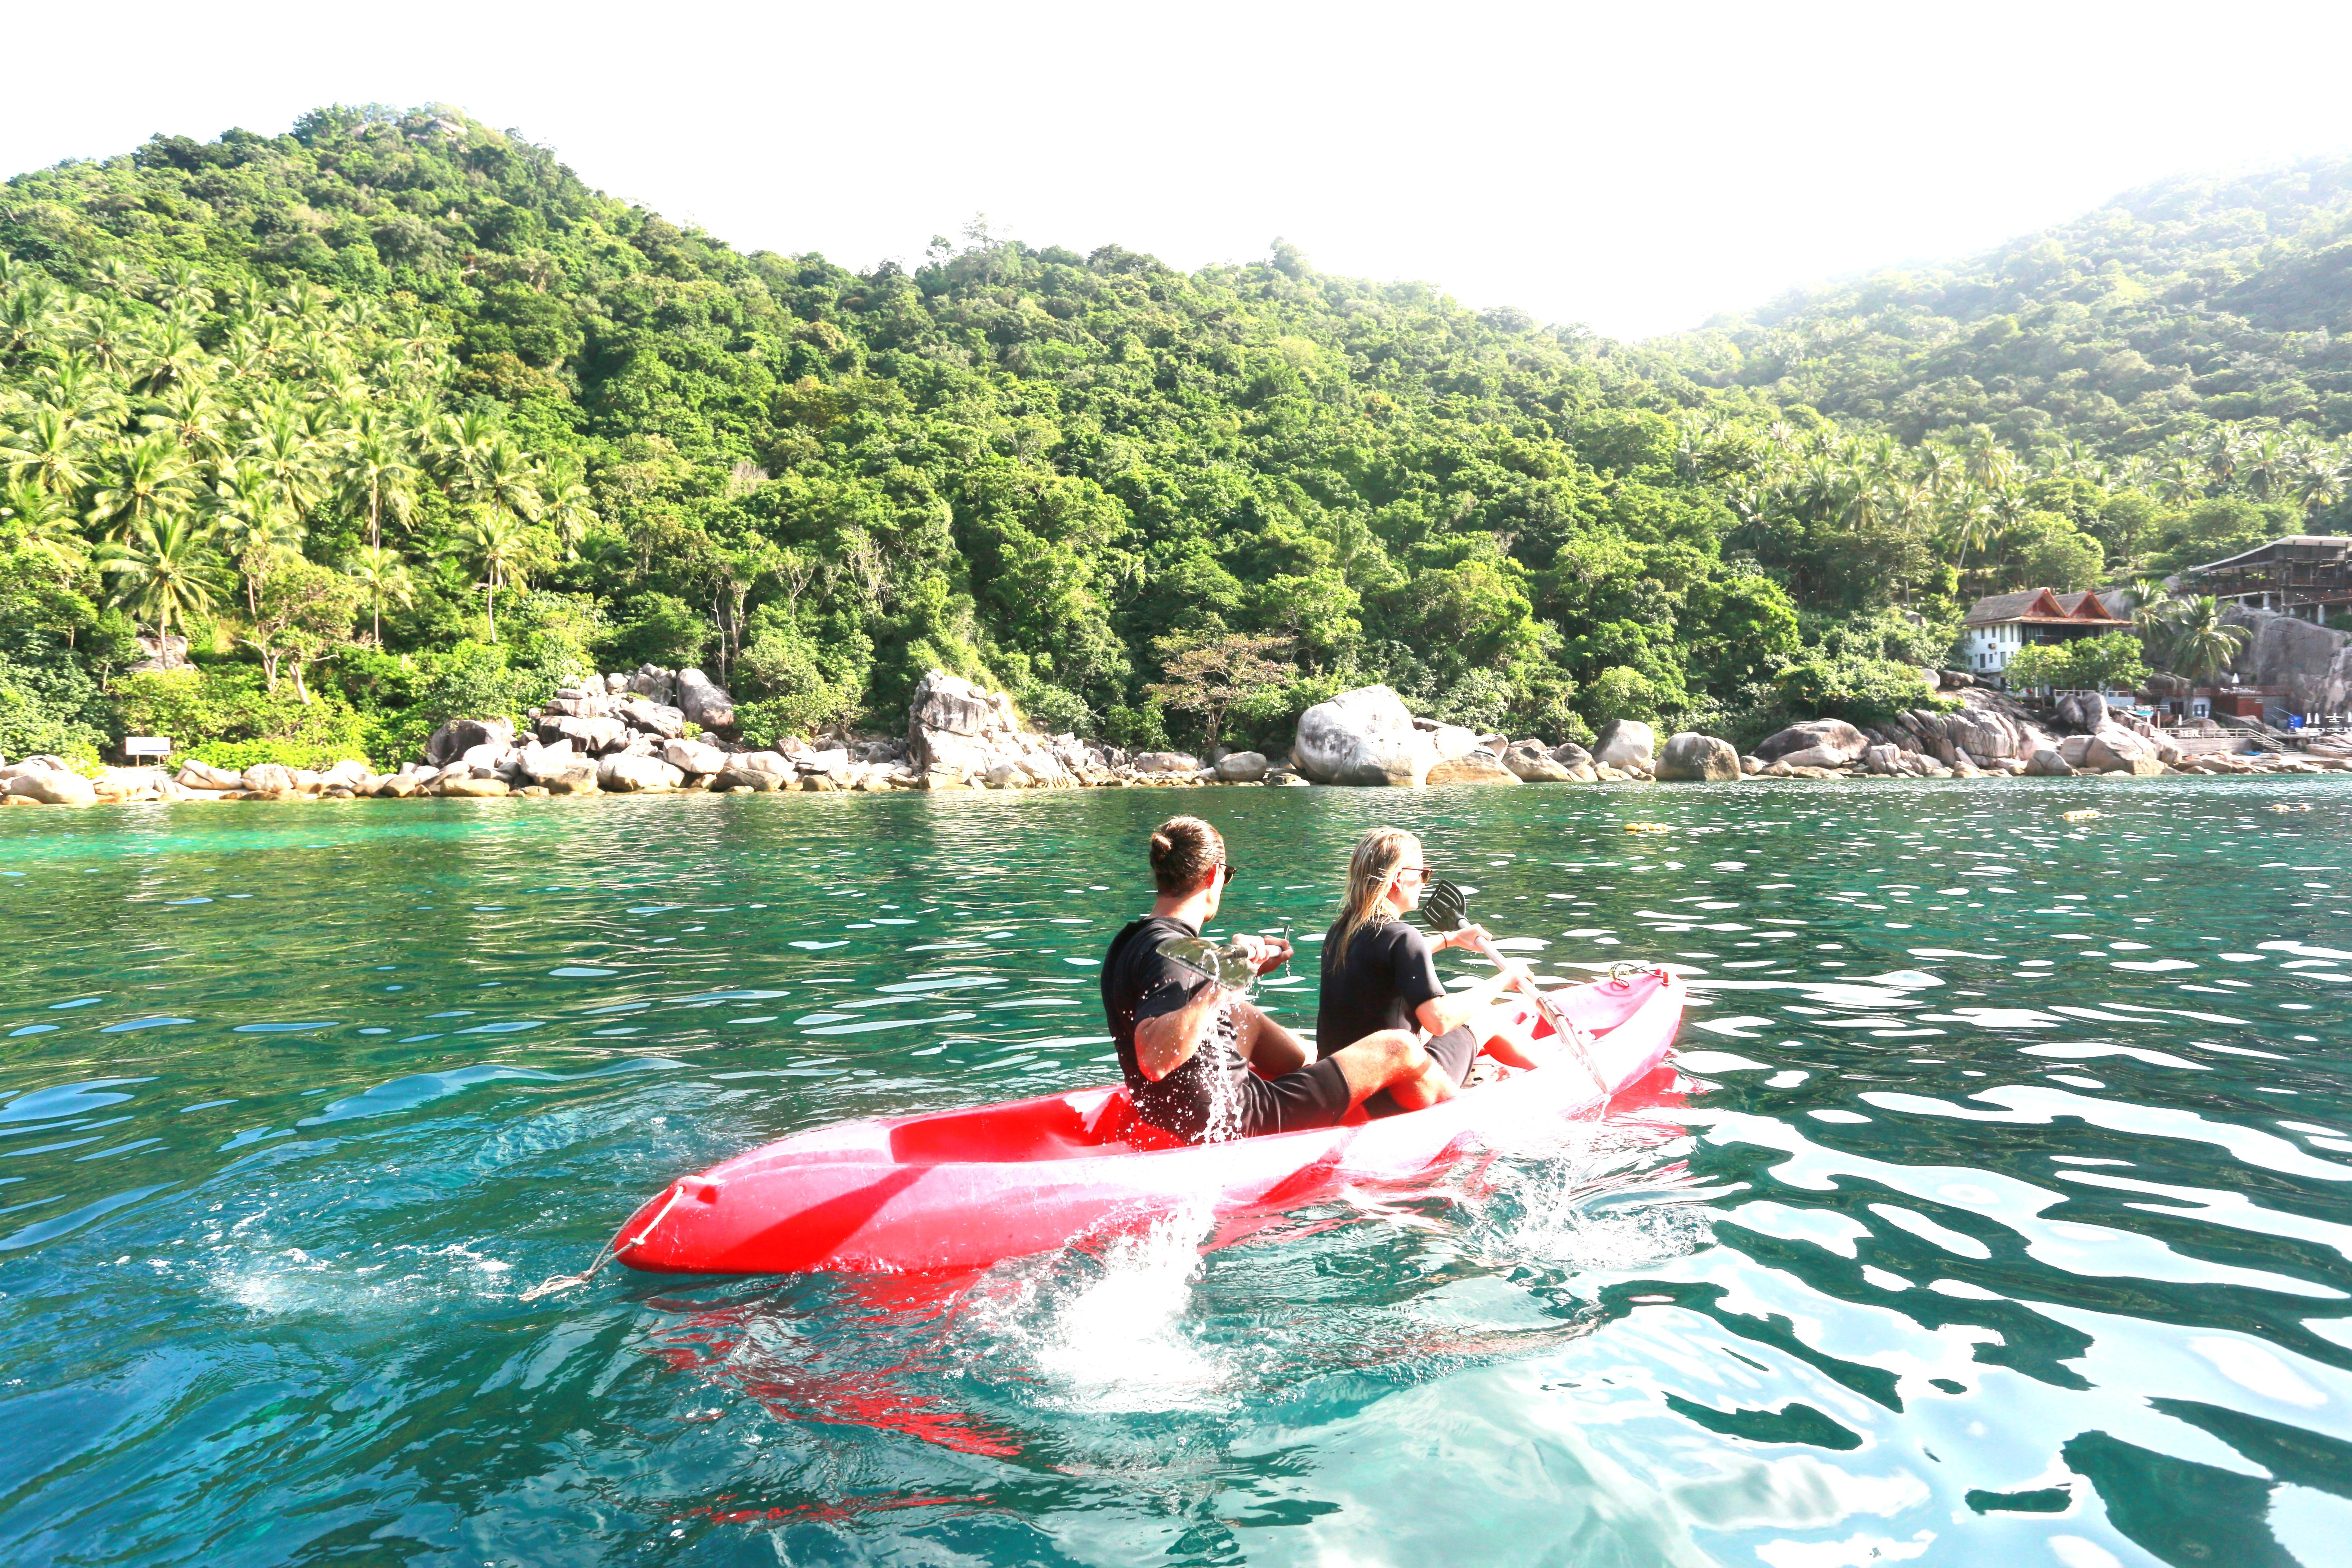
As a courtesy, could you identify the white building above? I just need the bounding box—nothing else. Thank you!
[1958,588,2128,676]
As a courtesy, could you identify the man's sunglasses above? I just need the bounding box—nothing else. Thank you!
[1219,861,1241,885]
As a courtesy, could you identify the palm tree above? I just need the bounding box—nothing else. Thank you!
[2293,452,2346,520]
[433,409,500,490]
[136,316,214,395]
[2154,454,2206,506]
[0,405,92,495]
[1946,487,1999,588]
[343,544,415,645]
[147,261,213,316]
[140,383,229,461]
[337,422,417,550]
[2200,425,2246,490]
[538,452,595,551]
[88,433,197,541]
[1914,442,1963,499]
[0,276,62,362]
[2245,430,2294,501]
[1963,429,2018,492]
[445,507,536,642]
[206,458,306,617]
[2170,595,2248,683]
[0,477,88,574]
[455,435,545,532]
[243,407,326,523]
[85,256,147,296]
[96,514,230,668]
[71,298,141,374]
[38,353,128,430]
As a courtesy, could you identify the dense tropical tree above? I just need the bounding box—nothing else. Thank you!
[96,515,229,667]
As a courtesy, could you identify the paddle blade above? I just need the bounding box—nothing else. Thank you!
[1407,878,1470,933]
[1156,936,1260,991]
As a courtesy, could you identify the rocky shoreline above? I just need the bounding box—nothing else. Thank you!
[2,671,2346,809]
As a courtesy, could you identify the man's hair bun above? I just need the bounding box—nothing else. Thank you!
[1149,816,1223,895]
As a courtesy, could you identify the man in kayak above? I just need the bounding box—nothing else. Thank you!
[1318,827,1551,1114]
[1102,816,1461,1142]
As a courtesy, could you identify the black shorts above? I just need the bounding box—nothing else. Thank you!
[1232,1054,1356,1138]
[1133,1054,1356,1143]
[1360,1024,1479,1120]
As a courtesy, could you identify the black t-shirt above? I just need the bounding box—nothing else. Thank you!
[1314,917,1445,1057]
[1100,914,1253,1139]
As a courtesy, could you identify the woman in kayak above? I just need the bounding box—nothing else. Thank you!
[1102,817,1463,1142]
[1317,827,1546,1114]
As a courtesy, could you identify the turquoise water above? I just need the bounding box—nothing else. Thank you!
[3,782,2352,1566]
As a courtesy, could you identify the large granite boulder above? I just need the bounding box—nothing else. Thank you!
[241,763,296,794]
[676,669,736,732]
[2083,723,2163,775]
[2025,747,2076,777]
[540,715,630,755]
[1592,719,1656,771]
[2055,691,2108,732]
[625,665,677,706]
[425,718,514,768]
[1294,686,1438,787]
[436,775,510,798]
[907,669,1024,782]
[1654,733,1742,781]
[1502,739,1577,782]
[598,754,684,793]
[1428,725,1485,763]
[176,760,241,791]
[1214,751,1269,782]
[318,758,370,791]
[1753,719,1867,765]
[662,738,729,777]
[7,767,96,805]
[541,686,615,719]
[1132,751,1203,775]
[1426,754,1521,785]
[519,742,592,788]
[717,752,791,791]
[617,699,686,739]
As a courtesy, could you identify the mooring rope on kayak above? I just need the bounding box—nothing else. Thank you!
[519,1180,690,1301]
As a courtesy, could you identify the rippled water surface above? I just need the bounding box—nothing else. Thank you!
[6,781,2352,1566]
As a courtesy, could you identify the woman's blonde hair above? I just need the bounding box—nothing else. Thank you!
[1331,827,1419,964]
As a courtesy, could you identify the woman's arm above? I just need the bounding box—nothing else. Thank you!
[1412,925,1533,1036]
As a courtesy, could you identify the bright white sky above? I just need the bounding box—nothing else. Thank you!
[7,1,2352,340]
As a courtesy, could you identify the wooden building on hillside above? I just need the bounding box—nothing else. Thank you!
[2179,535,2352,621]
[1957,589,2128,676]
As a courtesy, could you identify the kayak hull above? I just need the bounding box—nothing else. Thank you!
[617,967,1684,1276]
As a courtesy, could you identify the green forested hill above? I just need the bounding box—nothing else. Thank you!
[1653,158,2352,452]
[0,102,1926,766]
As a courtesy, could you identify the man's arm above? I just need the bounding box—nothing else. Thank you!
[1133,983,1227,1082]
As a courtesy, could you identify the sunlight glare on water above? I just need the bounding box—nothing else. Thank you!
[2,780,2352,1565]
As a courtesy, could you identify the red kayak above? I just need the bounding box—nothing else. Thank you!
[613,966,1684,1276]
